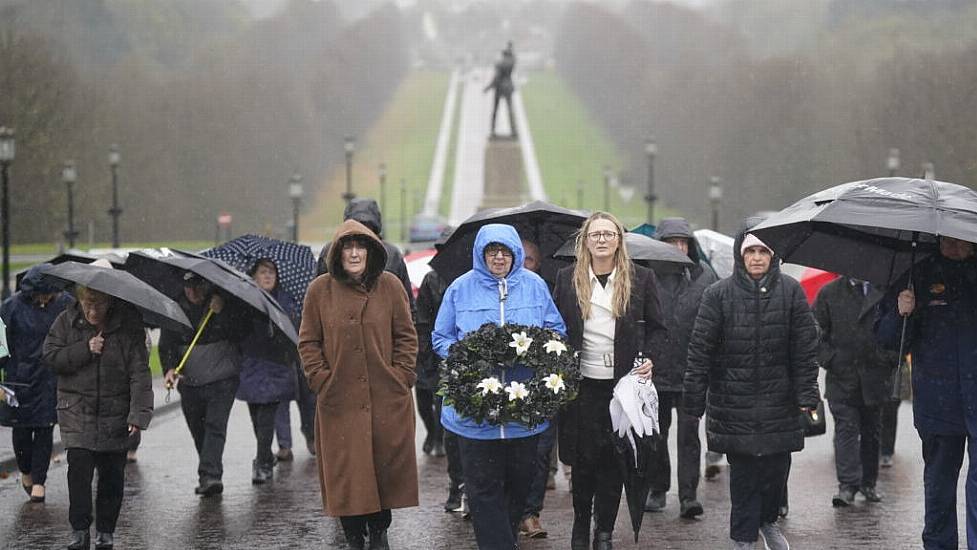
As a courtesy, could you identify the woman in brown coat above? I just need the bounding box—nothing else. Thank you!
[299,219,419,550]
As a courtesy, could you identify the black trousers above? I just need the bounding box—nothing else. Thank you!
[435,396,463,490]
[880,399,900,456]
[340,509,392,539]
[458,434,538,549]
[649,390,702,502]
[920,433,977,549]
[727,452,791,543]
[248,402,278,467]
[67,448,127,533]
[571,378,624,534]
[178,376,239,483]
[829,400,881,489]
[524,422,557,517]
[416,387,442,445]
[12,426,54,486]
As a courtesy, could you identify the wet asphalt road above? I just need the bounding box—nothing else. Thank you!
[0,399,967,549]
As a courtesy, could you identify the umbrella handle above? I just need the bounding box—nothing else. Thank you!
[895,234,918,374]
[174,307,216,377]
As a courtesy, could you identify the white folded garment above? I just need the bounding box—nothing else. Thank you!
[609,373,659,467]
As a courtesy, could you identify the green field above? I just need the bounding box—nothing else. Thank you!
[521,70,676,228]
[302,70,450,244]
[6,241,214,256]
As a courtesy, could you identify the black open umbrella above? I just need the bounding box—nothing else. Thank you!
[123,249,298,344]
[38,261,192,332]
[16,251,126,291]
[428,200,589,285]
[553,231,694,273]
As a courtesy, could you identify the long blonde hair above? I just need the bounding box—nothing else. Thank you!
[572,212,632,319]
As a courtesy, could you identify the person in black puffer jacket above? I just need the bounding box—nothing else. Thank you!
[644,218,718,518]
[684,223,819,550]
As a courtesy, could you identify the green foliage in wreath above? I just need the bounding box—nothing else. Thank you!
[439,323,581,428]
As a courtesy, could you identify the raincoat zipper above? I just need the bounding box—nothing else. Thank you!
[498,277,508,439]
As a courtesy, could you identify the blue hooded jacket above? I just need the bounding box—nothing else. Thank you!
[433,224,566,440]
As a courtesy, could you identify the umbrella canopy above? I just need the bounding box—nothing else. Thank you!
[123,249,298,344]
[16,251,126,291]
[200,234,315,313]
[693,229,735,279]
[750,177,977,285]
[554,231,694,273]
[799,267,839,305]
[37,261,192,332]
[428,200,589,284]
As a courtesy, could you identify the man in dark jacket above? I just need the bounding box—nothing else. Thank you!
[316,198,415,318]
[160,274,250,496]
[645,218,718,518]
[814,277,897,507]
[684,228,819,550]
[876,236,977,550]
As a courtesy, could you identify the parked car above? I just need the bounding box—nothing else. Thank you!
[409,215,449,243]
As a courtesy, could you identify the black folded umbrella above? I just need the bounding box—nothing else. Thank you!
[553,231,694,273]
[429,200,589,285]
[38,261,192,332]
[613,430,657,543]
[123,249,298,344]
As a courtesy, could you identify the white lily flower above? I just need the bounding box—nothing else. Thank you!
[509,331,533,356]
[543,339,568,357]
[542,373,566,394]
[476,377,503,396]
[504,381,529,401]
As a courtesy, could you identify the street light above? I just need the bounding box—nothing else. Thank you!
[288,172,303,242]
[576,179,584,210]
[378,163,387,223]
[886,148,900,177]
[343,136,356,204]
[644,137,657,224]
[108,144,122,248]
[708,176,722,232]
[602,165,612,212]
[62,160,79,249]
[400,178,408,243]
[0,127,15,299]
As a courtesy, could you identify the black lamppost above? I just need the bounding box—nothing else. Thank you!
[288,172,303,242]
[108,144,122,248]
[576,179,584,210]
[644,137,657,224]
[400,178,407,243]
[602,165,612,212]
[62,160,79,249]
[708,176,722,232]
[343,136,356,204]
[0,127,14,299]
[378,163,387,222]
[887,148,900,177]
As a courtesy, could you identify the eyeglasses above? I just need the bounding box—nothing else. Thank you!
[586,231,619,242]
[484,247,513,258]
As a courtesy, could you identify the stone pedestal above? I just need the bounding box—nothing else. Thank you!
[480,137,525,210]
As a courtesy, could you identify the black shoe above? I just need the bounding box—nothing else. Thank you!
[368,530,390,550]
[593,531,613,550]
[432,439,446,457]
[444,485,463,512]
[644,491,666,512]
[67,529,90,550]
[252,460,273,484]
[778,503,789,518]
[195,479,224,496]
[680,499,704,519]
[571,521,589,550]
[344,532,365,550]
[422,434,434,455]
[860,485,883,503]
[832,486,856,507]
[879,454,894,468]
[94,531,114,549]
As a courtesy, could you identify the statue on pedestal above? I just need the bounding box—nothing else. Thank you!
[484,42,517,139]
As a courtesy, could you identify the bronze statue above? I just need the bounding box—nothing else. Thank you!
[484,42,517,138]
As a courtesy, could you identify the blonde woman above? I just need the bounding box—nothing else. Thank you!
[553,212,666,550]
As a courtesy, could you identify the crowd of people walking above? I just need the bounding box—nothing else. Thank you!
[2,187,975,550]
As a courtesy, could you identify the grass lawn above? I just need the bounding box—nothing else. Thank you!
[302,70,450,244]
[438,75,463,218]
[7,241,214,256]
[520,69,678,228]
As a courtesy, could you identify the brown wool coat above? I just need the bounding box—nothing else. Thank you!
[299,220,419,517]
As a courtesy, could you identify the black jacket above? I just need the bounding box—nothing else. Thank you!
[652,218,719,392]
[683,227,820,456]
[415,269,448,391]
[553,263,667,465]
[813,277,897,407]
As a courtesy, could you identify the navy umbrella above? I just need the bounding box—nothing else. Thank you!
[38,261,192,332]
[200,234,315,314]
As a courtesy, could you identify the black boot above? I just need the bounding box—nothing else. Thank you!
[368,530,390,550]
[94,531,114,549]
[67,529,90,550]
[344,531,365,550]
[252,459,273,484]
[593,531,613,550]
[571,520,590,550]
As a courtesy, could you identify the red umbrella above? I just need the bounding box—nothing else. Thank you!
[800,267,838,304]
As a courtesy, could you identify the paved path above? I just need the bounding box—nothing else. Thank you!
[422,69,461,218]
[0,396,964,549]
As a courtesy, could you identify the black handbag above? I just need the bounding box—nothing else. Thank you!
[800,400,826,437]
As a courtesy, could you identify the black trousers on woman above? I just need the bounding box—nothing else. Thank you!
[248,402,279,467]
[67,449,127,533]
[571,378,625,535]
[727,452,791,543]
[12,426,54,486]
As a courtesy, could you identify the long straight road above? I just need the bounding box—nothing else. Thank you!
[0,397,961,549]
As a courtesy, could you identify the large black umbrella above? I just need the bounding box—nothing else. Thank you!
[750,177,977,285]
[553,231,694,273]
[123,249,298,344]
[37,261,192,332]
[16,251,126,290]
[429,201,589,284]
